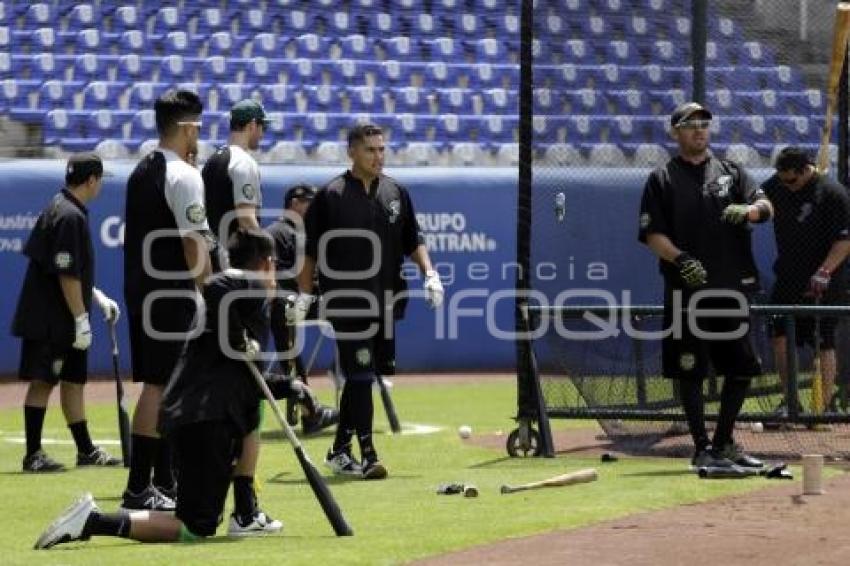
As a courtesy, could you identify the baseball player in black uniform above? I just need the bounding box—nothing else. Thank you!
[638,103,774,471]
[12,153,121,472]
[122,89,210,511]
[762,146,850,413]
[34,229,284,549]
[292,124,444,479]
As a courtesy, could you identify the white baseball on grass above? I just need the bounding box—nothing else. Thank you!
[458,425,472,439]
[751,422,764,433]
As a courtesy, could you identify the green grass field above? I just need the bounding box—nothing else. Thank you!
[0,379,795,566]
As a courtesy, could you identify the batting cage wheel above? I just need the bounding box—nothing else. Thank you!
[506,426,542,458]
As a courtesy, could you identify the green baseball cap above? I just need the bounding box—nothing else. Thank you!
[230,99,271,127]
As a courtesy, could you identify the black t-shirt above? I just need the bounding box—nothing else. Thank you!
[762,172,850,297]
[304,171,423,318]
[12,189,93,345]
[202,145,263,245]
[638,155,764,291]
[158,271,269,436]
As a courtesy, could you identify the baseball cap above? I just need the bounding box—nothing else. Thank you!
[65,153,104,186]
[284,185,316,208]
[670,102,713,127]
[230,99,272,127]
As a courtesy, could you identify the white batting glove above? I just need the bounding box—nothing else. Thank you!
[244,338,261,360]
[285,293,315,325]
[73,313,92,350]
[424,270,444,308]
[92,287,120,323]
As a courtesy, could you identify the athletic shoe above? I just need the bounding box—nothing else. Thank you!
[690,447,736,471]
[34,492,97,549]
[120,485,176,511]
[23,449,66,473]
[227,510,283,537]
[76,446,121,467]
[324,448,363,477]
[154,483,177,502]
[361,458,388,480]
[715,444,764,469]
[302,405,339,435]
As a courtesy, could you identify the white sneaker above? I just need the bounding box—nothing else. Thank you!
[34,493,97,549]
[324,449,363,477]
[227,511,283,537]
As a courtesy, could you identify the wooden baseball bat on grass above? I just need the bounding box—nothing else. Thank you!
[500,468,598,494]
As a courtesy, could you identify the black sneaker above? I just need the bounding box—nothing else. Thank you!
[23,449,66,473]
[715,444,764,469]
[324,448,363,477]
[361,458,388,481]
[690,447,737,471]
[76,446,121,467]
[154,483,177,502]
[302,405,339,435]
[120,485,176,511]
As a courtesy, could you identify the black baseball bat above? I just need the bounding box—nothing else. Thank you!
[109,322,131,468]
[376,373,401,434]
[245,359,353,536]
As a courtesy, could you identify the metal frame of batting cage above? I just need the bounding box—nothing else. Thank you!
[512,0,850,457]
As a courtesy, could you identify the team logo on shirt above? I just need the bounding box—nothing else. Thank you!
[355,347,371,367]
[796,202,813,223]
[716,175,732,198]
[186,203,206,224]
[639,213,651,229]
[54,251,72,270]
[387,200,400,224]
[242,183,256,201]
[679,352,696,371]
[51,358,64,377]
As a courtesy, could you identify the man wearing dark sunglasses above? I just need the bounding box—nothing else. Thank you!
[638,102,774,474]
[762,146,850,415]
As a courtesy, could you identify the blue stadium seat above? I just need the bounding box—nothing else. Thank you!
[159,55,197,83]
[626,14,650,37]
[359,12,397,36]
[566,115,597,145]
[0,52,12,78]
[303,85,339,112]
[662,66,691,89]
[565,89,607,115]
[163,31,201,55]
[711,16,737,40]
[0,26,8,51]
[303,113,343,145]
[258,84,298,112]
[486,13,519,35]
[196,7,228,34]
[409,13,436,35]
[240,7,268,35]
[25,3,54,27]
[1,78,38,113]
[327,11,355,34]
[112,6,141,32]
[215,83,255,112]
[207,31,244,56]
[153,7,186,34]
[481,88,517,114]
[43,109,86,147]
[69,4,99,27]
[474,0,506,10]
[595,64,624,89]
[563,39,591,63]
[669,16,691,39]
[379,60,413,85]
[468,63,514,89]
[605,40,640,65]
[737,90,780,115]
[533,88,559,114]
[118,54,153,82]
[706,88,735,113]
[263,112,304,143]
[607,115,644,146]
[573,15,608,37]
[768,115,813,143]
[76,29,108,52]
[470,39,506,63]
[29,28,61,51]
[293,33,332,58]
[591,0,625,12]
[436,88,473,115]
[250,34,287,58]
[89,109,130,140]
[780,89,824,115]
[480,115,517,145]
[338,35,373,59]
[26,54,60,82]
[752,66,802,90]
[393,87,429,114]
[245,56,283,83]
[424,62,460,87]
[650,40,681,64]
[542,14,565,35]
[347,86,385,113]
[425,38,463,62]
[649,89,687,114]
[383,37,416,60]
[128,109,157,146]
[284,58,321,84]
[127,82,169,109]
[119,30,146,52]
[82,81,125,110]
[531,115,561,144]
[735,41,775,66]
[607,89,651,115]
[451,13,481,35]
[329,59,376,84]
[37,80,78,110]
[436,114,466,143]
[277,10,315,34]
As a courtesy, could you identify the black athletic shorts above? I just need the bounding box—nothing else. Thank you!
[769,287,839,349]
[18,339,87,385]
[172,420,241,537]
[128,297,196,386]
[662,295,762,381]
[331,318,396,380]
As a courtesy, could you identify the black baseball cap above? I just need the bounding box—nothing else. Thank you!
[230,99,272,127]
[284,184,316,208]
[670,102,713,127]
[65,152,104,186]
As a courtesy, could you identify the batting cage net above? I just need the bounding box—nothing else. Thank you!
[518,0,850,461]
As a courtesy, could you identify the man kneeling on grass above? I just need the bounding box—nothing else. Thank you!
[35,228,290,549]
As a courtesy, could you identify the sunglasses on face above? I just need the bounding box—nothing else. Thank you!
[177,120,203,129]
[676,119,711,130]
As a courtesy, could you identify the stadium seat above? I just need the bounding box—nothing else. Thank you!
[314,141,348,164]
[532,88,559,114]
[393,113,430,143]
[470,39,506,63]
[605,40,639,65]
[250,33,286,58]
[284,58,321,84]
[240,7,268,35]
[82,81,125,110]
[424,62,460,87]
[278,10,315,34]
[587,143,628,167]
[543,143,583,166]
[452,13,481,35]
[705,41,732,66]
[214,83,255,112]
[329,59,376,84]
[393,87,430,114]
[245,56,283,83]
[531,115,561,144]
[264,140,308,164]
[69,4,98,27]
[159,55,195,83]
[469,63,515,89]
[379,60,413,85]
[89,109,130,140]
[25,3,53,27]
[119,30,146,53]
[736,41,775,66]
[607,90,650,115]
[202,56,231,82]
[436,88,474,114]
[383,37,416,60]
[563,39,591,63]
[304,113,343,146]
[347,86,385,113]
[567,115,597,145]
[725,143,763,167]
[293,34,331,59]
[153,7,185,34]
[117,54,153,82]
[263,111,302,141]
[767,116,812,143]
[112,6,141,32]
[712,16,736,40]
[38,80,81,110]
[450,142,489,166]
[72,54,104,83]
[409,13,436,35]
[779,89,824,115]
[76,29,104,51]
[481,88,517,114]
[671,16,691,39]
[163,31,200,55]
[25,28,59,51]
[258,84,298,112]
[43,109,85,147]
[338,35,373,59]
[1,78,37,112]
[359,12,397,36]
[303,85,339,112]
[127,82,169,110]
[632,143,670,168]
[327,11,355,34]
[487,13,519,35]
[626,15,650,37]
[94,139,131,159]
[706,88,734,113]
[565,89,606,115]
[425,38,462,61]
[207,32,244,57]
[480,114,517,145]
[197,7,227,34]
[753,65,802,90]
